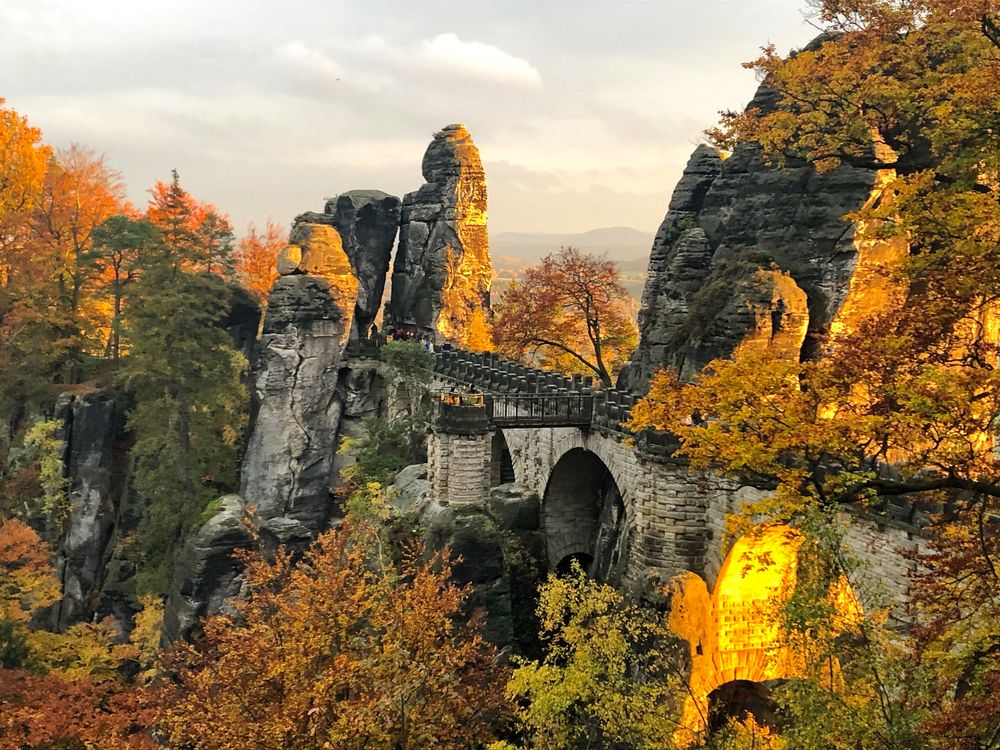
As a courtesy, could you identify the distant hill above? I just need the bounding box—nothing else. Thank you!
[489,226,654,266]
[489,226,654,320]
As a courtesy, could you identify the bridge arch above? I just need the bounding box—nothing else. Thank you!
[541,447,629,581]
[669,525,862,743]
[490,430,516,487]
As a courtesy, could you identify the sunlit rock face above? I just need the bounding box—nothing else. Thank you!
[387,124,492,348]
[292,191,403,343]
[668,526,861,743]
[619,82,881,391]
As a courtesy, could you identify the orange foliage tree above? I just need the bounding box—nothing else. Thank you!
[0,97,50,291]
[147,169,234,275]
[630,3,1000,745]
[0,517,60,629]
[492,247,637,387]
[158,521,509,750]
[32,145,127,378]
[0,516,155,747]
[233,220,286,302]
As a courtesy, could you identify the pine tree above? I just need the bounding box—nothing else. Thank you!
[119,173,246,593]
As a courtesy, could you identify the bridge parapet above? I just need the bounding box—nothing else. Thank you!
[433,346,638,433]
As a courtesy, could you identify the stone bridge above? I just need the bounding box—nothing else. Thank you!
[427,346,932,734]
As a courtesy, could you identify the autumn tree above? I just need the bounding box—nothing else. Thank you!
[234,220,285,302]
[499,563,685,750]
[29,145,127,381]
[146,169,234,275]
[631,4,1000,745]
[0,516,156,747]
[492,247,637,387]
[158,520,508,750]
[119,172,246,593]
[91,214,161,360]
[0,98,49,290]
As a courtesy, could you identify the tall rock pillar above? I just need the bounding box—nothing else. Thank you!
[239,220,358,533]
[387,124,492,349]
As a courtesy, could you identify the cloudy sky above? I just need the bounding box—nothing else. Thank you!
[1,0,819,236]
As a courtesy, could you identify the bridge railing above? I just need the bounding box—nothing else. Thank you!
[488,393,594,427]
[432,345,638,433]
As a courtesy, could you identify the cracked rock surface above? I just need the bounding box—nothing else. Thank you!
[239,274,349,531]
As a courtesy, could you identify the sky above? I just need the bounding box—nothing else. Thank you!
[1,0,820,236]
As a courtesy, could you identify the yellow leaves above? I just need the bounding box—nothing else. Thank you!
[506,564,683,750]
[0,516,60,624]
[26,617,132,680]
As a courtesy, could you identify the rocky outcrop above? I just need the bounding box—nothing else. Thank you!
[163,495,252,642]
[619,83,879,390]
[50,393,126,629]
[326,191,401,343]
[292,191,402,344]
[239,221,357,533]
[387,124,492,348]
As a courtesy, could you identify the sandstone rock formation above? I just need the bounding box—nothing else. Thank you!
[292,191,402,344]
[387,124,492,348]
[619,82,881,390]
[49,393,125,629]
[326,191,401,342]
[239,219,357,533]
[163,495,252,642]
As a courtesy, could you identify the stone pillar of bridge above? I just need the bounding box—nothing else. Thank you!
[428,401,493,506]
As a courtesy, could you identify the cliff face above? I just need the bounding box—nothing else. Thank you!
[619,84,881,391]
[49,393,127,630]
[387,124,492,348]
[294,190,402,344]
[240,222,357,534]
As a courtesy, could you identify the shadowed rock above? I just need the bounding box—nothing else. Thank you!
[619,87,878,390]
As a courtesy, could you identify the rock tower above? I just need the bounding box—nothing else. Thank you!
[387,124,492,348]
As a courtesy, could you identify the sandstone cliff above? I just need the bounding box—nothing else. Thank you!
[293,190,402,344]
[619,83,881,391]
[387,124,492,348]
[240,220,358,533]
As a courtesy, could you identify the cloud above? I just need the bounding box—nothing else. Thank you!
[414,33,542,88]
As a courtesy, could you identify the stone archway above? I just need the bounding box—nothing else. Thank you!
[490,430,516,487]
[541,447,628,582]
[668,525,861,744]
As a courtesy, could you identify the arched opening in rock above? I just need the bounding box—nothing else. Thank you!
[542,448,626,582]
[490,431,515,486]
[707,679,784,734]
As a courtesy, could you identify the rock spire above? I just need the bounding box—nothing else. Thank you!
[387,124,492,348]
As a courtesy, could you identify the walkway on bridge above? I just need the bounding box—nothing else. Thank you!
[433,346,636,432]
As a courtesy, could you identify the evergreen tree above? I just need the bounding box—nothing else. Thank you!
[120,173,246,593]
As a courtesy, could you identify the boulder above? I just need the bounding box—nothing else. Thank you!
[487,483,540,531]
[390,463,430,513]
[421,498,512,647]
[386,124,492,347]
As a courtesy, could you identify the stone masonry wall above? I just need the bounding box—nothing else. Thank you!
[427,431,492,506]
[428,396,927,615]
